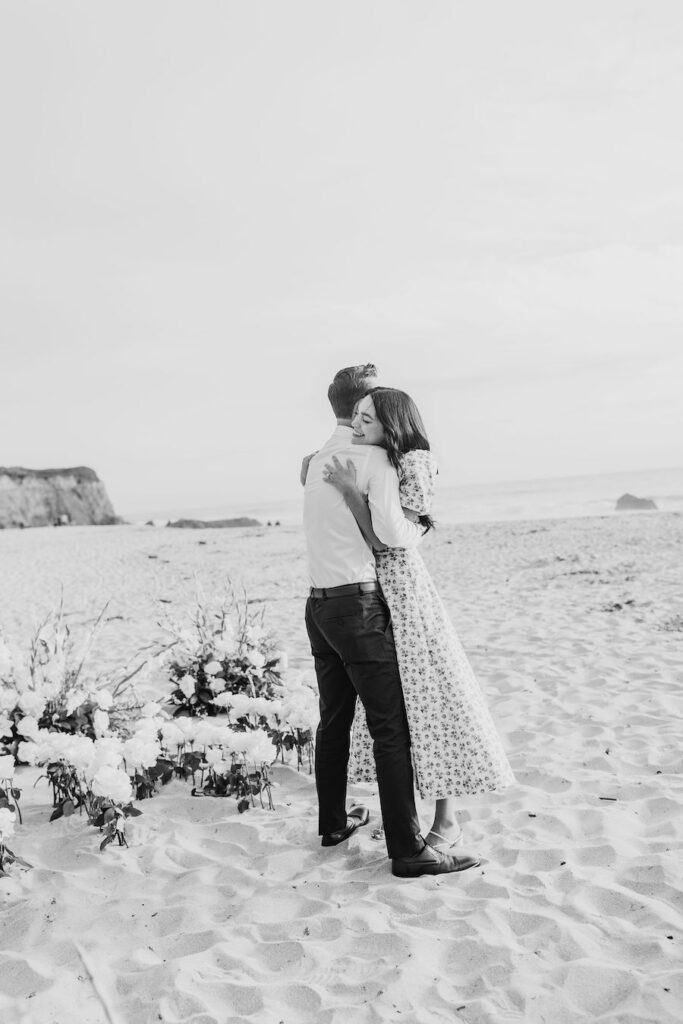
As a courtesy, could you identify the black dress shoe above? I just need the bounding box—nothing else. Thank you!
[392,842,480,877]
[321,805,370,847]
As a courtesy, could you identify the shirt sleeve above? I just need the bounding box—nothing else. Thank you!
[398,451,437,514]
[366,454,424,548]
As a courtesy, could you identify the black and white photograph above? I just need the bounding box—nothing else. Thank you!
[1,3,682,1022]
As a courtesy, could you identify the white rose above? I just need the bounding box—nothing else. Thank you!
[0,688,17,713]
[227,693,253,719]
[16,716,39,740]
[91,765,132,805]
[247,649,265,670]
[0,754,15,780]
[92,709,110,737]
[122,736,160,770]
[64,735,97,775]
[173,717,197,743]
[16,740,38,765]
[17,689,46,718]
[160,722,185,749]
[204,747,224,766]
[194,720,222,748]
[204,660,223,677]
[0,712,12,737]
[90,736,124,772]
[65,689,88,716]
[95,689,113,710]
[178,675,196,700]
[230,730,275,765]
[0,806,15,838]
[212,692,232,709]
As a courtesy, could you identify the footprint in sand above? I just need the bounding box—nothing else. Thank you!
[0,955,51,999]
[154,928,224,960]
[246,892,332,924]
[552,960,638,1016]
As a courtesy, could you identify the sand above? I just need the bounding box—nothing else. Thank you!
[0,513,682,1024]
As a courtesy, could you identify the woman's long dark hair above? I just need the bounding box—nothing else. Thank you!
[365,386,435,532]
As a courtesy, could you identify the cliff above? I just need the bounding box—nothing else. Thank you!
[0,466,119,528]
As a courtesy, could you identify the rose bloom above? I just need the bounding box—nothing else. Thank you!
[92,709,110,738]
[65,689,88,716]
[160,722,185,750]
[17,689,46,718]
[204,660,223,677]
[0,689,17,713]
[0,753,15,780]
[0,712,12,738]
[0,806,15,838]
[16,716,40,741]
[178,675,196,700]
[95,689,113,711]
[246,649,265,670]
[90,735,124,773]
[91,765,132,805]
[122,736,160,770]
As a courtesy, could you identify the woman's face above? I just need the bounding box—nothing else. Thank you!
[352,396,386,446]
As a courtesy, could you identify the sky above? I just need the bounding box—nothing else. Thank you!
[1,1,682,515]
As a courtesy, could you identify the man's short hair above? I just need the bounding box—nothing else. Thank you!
[327,363,378,418]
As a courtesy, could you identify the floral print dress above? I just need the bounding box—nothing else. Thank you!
[348,449,515,799]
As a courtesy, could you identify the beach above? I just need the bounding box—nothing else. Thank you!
[1,512,682,1024]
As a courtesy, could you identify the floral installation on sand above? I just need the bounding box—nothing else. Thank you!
[0,602,145,761]
[0,586,320,871]
[156,587,319,772]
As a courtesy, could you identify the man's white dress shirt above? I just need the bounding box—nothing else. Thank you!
[303,425,423,588]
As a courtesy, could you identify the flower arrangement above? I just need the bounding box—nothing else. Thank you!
[0,604,145,761]
[157,588,319,772]
[0,586,321,871]
[161,588,285,716]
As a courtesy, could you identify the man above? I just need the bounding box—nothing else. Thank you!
[303,364,479,877]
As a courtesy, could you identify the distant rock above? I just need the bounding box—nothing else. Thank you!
[0,466,120,528]
[166,517,262,529]
[616,493,658,511]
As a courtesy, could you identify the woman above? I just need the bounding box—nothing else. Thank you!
[321,387,514,851]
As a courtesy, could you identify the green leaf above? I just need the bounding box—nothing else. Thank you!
[50,805,64,822]
[100,834,114,852]
[237,798,250,814]
[63,799,75,817]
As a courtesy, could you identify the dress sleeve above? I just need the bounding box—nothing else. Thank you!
[398,451,438,515]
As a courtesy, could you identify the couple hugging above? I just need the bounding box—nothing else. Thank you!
[302,364,514,878]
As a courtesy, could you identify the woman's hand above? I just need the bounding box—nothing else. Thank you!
[300,452,317,486]
[322,455,359,495]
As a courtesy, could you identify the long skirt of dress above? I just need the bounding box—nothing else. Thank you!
[348,546,515,799]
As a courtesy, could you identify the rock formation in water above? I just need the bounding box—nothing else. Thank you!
[0,466,119,528]
[166,517,261,529]
[615,493,658,511]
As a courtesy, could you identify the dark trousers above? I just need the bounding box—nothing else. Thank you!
[305,590,422,859]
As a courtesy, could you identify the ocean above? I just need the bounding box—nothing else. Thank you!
[129,466,683,529]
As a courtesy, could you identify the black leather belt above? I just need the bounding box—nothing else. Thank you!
[309,581,380,599]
